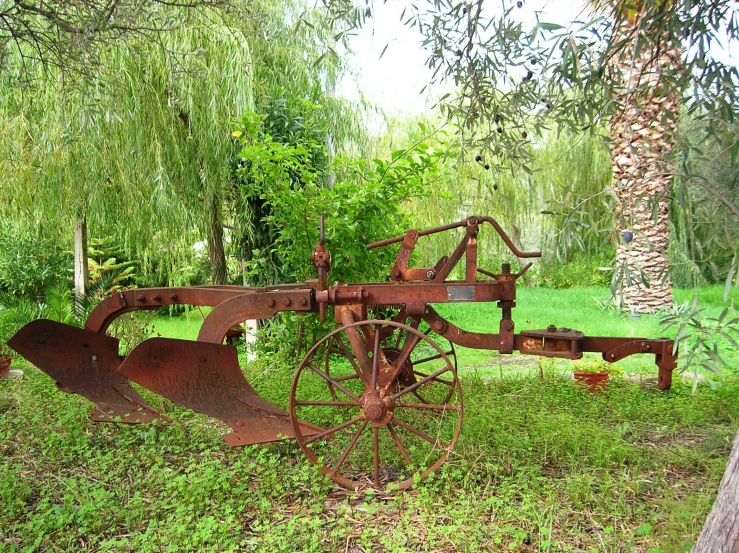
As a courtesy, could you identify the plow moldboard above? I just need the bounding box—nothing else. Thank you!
[8,319,164,423]
[119,338,321,445]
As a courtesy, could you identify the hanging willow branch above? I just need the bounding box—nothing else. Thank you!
[0,0,236,79]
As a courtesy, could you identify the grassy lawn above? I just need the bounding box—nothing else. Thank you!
[1,286,738,552]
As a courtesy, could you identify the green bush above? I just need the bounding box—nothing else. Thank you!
[232,113,454,356]
[534,250,614,288]
[0,224,72,300]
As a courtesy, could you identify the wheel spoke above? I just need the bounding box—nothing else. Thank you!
[412,390,429,404]
[392,417,442,447]
[387,423,412,465]
[333,336,362,377]
[373,427,380,488]
[344,325,373,377]
[332,420,368,473]
[333,373,360,382]
[395,402,461,411]
[390,332,421,382]
[307,363,360,402]
[413,350,454,366]
[305,415,362,445]
[390,365,452,401]
[295,400,359,407]
[371,323,381,391]
[393,326,405,348]
[413,370,454,387]
[413,352,444,365]
[329,346,350,356]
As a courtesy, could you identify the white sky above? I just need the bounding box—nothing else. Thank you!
[337,0,739,116]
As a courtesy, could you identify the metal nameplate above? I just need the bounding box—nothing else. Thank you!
[447,286,475,301]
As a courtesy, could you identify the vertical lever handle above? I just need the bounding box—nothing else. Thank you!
[312,215,331,322]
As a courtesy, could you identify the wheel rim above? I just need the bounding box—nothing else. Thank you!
[290,320,463,491]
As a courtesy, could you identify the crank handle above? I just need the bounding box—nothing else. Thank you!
[366,215,541,259]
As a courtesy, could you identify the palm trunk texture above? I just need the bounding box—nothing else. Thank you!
[610,30,680,313]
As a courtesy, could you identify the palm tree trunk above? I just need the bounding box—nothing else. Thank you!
[610,29,681,313]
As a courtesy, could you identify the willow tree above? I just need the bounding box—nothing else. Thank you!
[0,10,254,288]
[0,0,231,78]
[0,0,367,289]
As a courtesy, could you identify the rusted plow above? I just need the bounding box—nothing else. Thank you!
[9,216,677,490]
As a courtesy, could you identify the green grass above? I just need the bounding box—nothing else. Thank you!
[1,286,738,552]
[151,307,211,341]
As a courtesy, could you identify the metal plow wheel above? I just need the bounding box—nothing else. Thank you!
[290,320,463,491]
[7,319,166,423]
[119,338,321,446]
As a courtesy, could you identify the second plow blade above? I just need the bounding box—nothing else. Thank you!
[118,338,321,446]
[7,319,165,423]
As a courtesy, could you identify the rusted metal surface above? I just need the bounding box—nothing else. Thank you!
[9,319,166,423]
[518,327,585,359]
[198,289,314,344]
[85,286,250,333]
[8,214,678,490]
[581,336,677,389]
[119,338,321,445]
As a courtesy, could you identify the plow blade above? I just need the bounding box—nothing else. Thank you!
[7,319,166,423]
[119,338,321,446]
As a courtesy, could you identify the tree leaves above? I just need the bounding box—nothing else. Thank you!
[660,295,739,392]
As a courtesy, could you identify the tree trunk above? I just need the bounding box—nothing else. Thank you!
[73,214,89,302]
[610,27,680,313]
[208,194,227,285]
[692,427,739,552]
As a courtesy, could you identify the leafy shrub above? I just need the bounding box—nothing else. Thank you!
[661,295,739,392]
[0,294,43,347]
[0,224,72,300]
[107,312,157,355]
[87,237,138,293]
[231,113,453,355]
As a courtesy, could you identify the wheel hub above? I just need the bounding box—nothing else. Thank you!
[364,399,384,420]
[360,391,393,427]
